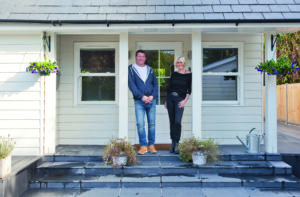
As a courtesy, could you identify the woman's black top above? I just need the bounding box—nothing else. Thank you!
[167,72,192,99]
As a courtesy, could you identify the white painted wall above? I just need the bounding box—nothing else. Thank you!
[202,33,264,144]
[0,34,43,155]
[57,35,119,145]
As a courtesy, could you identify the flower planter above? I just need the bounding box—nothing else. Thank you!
[192,151,206,166]
[0,154,11,179]
[112,155,127,166]
[39,72,51,76]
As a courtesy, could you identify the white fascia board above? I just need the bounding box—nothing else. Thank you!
[0,22,299,34]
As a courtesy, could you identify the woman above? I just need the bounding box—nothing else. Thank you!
[165,56,192,154]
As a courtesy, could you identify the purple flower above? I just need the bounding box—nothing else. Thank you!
[284,57,287,60]
[267,73,271,75]
[291,54,294,58]
[291,59,296,66]
[296,67,299,70]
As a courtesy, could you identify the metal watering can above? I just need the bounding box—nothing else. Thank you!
[236,128,263,153]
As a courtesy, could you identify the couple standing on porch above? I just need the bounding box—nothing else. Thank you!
[128,50,192,155]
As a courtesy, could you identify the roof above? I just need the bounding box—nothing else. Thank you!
[0,0,300,23]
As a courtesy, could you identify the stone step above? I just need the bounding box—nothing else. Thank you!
[29,174,300,189]
[43,152,283,162]
[36,160,292,176]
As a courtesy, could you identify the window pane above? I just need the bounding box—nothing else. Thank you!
[203,76,237,101]
[80,49,115,73]
[145,50,159,76]
[159,78,170,105]
[160,50,174,77]
[81,77,115,101]
[203,48,238,73]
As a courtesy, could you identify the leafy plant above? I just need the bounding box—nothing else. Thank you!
[178,137,219,163]
[26,59,59,76]
[102,138,137,167]
[0,135,15,159]
[255,55,299,83]
[274,31,300,84]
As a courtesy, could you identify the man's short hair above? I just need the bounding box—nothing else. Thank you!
[135,50,146,57]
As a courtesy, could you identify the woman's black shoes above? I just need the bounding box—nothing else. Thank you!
[174,143,179,154]
[170,141,176,153]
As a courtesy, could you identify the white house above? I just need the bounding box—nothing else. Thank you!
[0,0,299,155]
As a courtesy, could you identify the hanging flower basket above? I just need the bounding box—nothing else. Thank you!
[255,55,299,83]
[26,59,59,76]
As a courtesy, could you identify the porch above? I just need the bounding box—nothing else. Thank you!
[47,29,267,153]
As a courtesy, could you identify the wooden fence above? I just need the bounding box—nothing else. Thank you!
[264,83,300,125]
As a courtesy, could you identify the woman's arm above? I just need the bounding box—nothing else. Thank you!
[178,94,190,108]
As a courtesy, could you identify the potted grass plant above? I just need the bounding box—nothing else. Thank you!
[102,138,137,167]
[178,137,219,166]
[0,135,15,178]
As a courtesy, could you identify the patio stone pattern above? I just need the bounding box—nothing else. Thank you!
[25,145,300,191]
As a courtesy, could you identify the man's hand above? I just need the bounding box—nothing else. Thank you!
[148,96,154,102]
[142,96,151,103]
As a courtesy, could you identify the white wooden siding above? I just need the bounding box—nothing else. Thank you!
[0,34,43,155]
[57,35,119,145]
[201,33,263,144]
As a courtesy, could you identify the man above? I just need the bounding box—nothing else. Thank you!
[128,50,158,155]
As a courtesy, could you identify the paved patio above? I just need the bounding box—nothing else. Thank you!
[21,187,300,197]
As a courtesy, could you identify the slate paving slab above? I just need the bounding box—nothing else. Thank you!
[200,174,242,187]
[120,188,161,197]
[77,188,120,197]
[162,188,204,197]
[122,176,161,188]
[162,175,201,187]
[21,189,79,197]
[244,188,295,197]
[202,187,250,197]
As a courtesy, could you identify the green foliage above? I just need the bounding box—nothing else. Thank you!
[178,137,219,163]
[102,138,137,167]
[26,59,59,75]
[255,56,299,83]
[276,31,300,84]
[0,136,15,159]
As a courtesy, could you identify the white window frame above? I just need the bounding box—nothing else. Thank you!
[74,42,119,105]
[202,42,244,106]
[136,42,183,110]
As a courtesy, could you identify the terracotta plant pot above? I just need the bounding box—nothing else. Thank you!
[0,154,11,178]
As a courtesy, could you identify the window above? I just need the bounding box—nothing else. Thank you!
[202,43,243,104]
[74,43,118,104]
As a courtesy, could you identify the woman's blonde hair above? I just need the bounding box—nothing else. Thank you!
[176,56,186,66]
